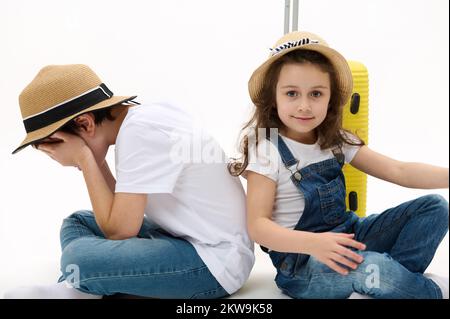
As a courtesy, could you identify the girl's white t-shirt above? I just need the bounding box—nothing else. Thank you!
[244,134,361,230]
[114,102,254,294]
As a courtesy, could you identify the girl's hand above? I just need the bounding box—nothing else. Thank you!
[309,232,366,275]
[36,131,92,169]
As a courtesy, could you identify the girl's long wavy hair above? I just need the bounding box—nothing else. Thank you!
[228,49,364,176]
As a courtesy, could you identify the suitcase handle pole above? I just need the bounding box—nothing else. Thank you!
[292,0,299,32]
[284,0,291,34]
[284,0,300,34]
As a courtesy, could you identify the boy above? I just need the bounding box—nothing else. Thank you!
[5,64,254,298]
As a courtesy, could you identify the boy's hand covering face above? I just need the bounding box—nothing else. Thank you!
[35,131,91,169]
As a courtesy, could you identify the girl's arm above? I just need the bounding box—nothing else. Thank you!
[350,146,449,189]
[246,170,313,253]
[246,171,366,275]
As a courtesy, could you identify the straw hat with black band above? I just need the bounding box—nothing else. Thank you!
[13,64,137,154]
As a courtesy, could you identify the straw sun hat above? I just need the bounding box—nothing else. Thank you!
[12,64,136,154]
[248,31,353,108]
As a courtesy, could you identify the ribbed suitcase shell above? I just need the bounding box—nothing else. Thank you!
[342,61,369,217]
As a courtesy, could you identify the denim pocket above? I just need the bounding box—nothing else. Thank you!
[317,178,347,225]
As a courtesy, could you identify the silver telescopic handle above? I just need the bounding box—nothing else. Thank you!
[284,0,299,34]
[292,0,299,31]
[284,0,291,34]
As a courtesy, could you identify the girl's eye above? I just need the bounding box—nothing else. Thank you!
[287,91,298,97]
[311,91,322,98]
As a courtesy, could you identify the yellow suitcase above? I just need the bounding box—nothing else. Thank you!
[342,61,369,217]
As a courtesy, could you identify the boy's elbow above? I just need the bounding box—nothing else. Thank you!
[106,232,136,240]
[103,226,139,240]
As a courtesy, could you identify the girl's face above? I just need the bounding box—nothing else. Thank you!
[275,62,331,144]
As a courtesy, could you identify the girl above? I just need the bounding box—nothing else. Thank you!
[229,31,449,299]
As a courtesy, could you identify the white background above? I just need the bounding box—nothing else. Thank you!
[0,0,448,298]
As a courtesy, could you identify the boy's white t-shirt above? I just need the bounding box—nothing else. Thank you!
[114,102,254,295]
[244,134,361,230]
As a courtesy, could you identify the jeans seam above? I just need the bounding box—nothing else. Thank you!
[358,213,410,243]
[305,268,428,299]
[74,264,211,285]
[190,286,226,299]
[73,211,92,238]
[74,215,84,238]
[348,267,427,299]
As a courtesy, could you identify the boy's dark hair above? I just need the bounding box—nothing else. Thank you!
[59,106,117,135]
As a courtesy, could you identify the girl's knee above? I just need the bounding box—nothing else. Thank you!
[422,194,449,228]
[430,194,449,216]
[418,194,448,211]
[409,194,449,225]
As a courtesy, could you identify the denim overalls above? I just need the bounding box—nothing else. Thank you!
[265,134,356,274]
[263,134,448,299]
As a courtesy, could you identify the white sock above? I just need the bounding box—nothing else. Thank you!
[425,273,449,299]
[3,281,103,299]
[348,292,373,299]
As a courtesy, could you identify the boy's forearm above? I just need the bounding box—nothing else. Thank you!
[100,160,116,193]
[78,149,114,234]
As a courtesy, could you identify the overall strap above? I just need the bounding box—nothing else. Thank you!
[331,145,345,167]
[267,135,345,168]
[266,134,298,169]
[260,134,300,254]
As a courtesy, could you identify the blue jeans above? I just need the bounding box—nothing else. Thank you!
[58,210,228,298]
[275,194,449,299]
